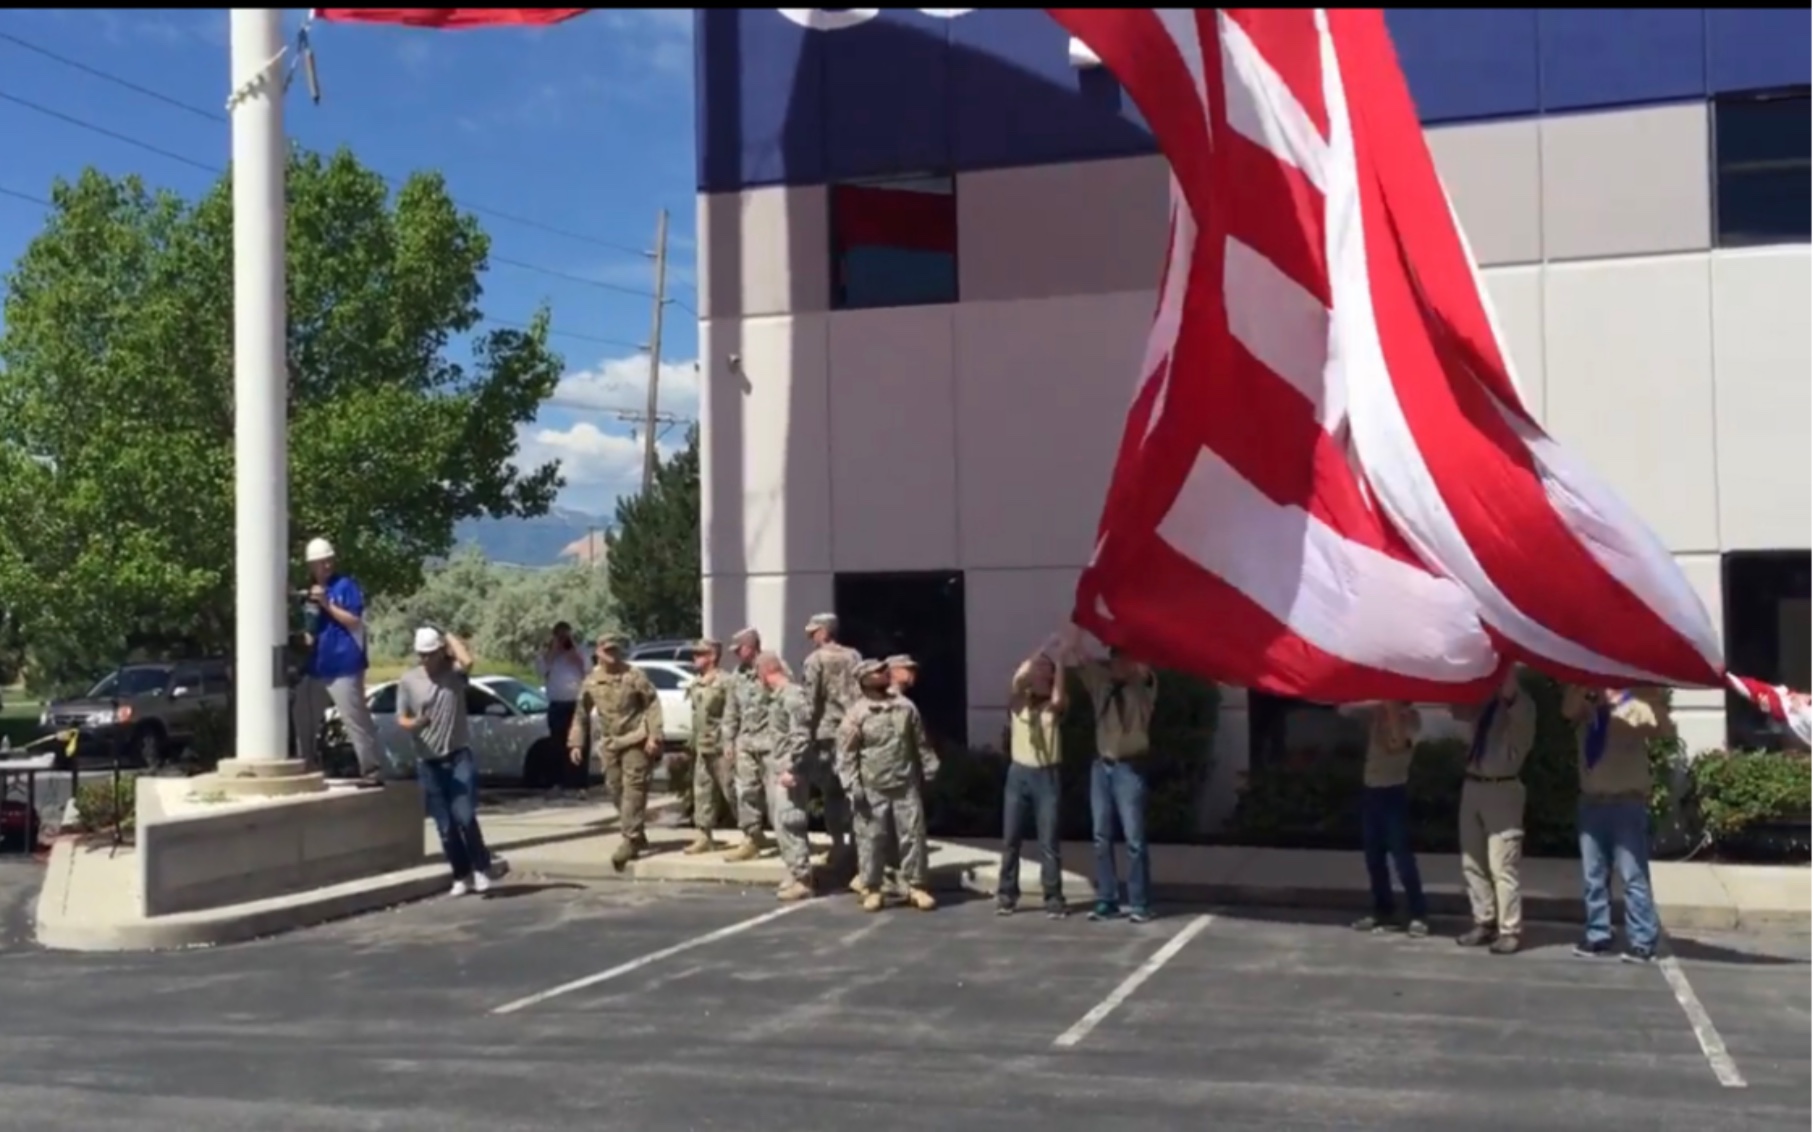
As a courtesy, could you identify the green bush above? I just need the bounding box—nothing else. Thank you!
[1686,749,1810,852]
[73,776,136,838]
[179,703,233,775]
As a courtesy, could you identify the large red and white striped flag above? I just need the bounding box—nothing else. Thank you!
[314,8,1798,710]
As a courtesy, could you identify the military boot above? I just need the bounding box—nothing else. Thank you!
[723,833,765,862]
[906,888,937,911]
[776,879,814,902]
[682,831,715,856]
[849,874,870,896]
[861,890,885,913]
[610,839,639,872]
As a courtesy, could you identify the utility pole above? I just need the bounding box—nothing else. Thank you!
[640,207,669,495]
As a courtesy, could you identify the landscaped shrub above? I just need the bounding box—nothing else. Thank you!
[72,776,136,839]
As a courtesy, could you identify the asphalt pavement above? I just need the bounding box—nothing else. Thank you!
[0,876,1805,1132]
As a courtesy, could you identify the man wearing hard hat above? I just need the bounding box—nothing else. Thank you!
[294,536,385,783]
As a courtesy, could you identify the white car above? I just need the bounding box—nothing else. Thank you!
[361,674,561,782]
[632,660,694,749]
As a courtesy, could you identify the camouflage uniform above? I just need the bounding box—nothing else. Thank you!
[569,646,663,867]
[683,648,735,851]
[801,622,860,852]
[766,680,816,888]
[720,664,774,860]
[837,666,940,911]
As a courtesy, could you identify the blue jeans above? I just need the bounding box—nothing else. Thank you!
[1578,798,1658,951]
[1361,785,1427,920]
[1090,757,1150,913]
[998,763,1064,906]
[419,747,493,881]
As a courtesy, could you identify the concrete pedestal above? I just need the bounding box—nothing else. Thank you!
[211,757,328,798]
[136,776,427,917]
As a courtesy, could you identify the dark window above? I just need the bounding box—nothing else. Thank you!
[834,571,967,747]
[368,684,398,715]
[830,173,958,310]
[1723,550,1811,750]
[1247,692,1368,773]
[199,662,231,696]
[636,664,685,691]
[466,685,506,716]
[1713,91,1811,247]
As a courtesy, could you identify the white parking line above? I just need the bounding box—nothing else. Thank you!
[491,902,815,1016]
[1052,914,1215,1049]
[1657,956,1747,1088]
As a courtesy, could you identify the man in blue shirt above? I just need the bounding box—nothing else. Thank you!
[292,536,384,784]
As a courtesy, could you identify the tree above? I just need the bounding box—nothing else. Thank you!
[606,425,701,642]
[0,152,564,683]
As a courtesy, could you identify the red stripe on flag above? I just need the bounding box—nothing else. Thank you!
[313,9,589,29]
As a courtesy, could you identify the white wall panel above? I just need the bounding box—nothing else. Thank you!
[1711,248,1813,551]
[703,572,833,675]
[1542,256,1719,554]
[826,306,959,572]
[697,185,831,320]
[953,291,1154,570]
[699,315,833,578]
[1671,552,1727,719]
[1480,265,1548,423]
[962,566,1080,712]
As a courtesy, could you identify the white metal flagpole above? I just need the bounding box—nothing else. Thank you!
[227,8,291,767]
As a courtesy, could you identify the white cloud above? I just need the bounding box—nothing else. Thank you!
[550,354,700,419]
[517,419,680,514]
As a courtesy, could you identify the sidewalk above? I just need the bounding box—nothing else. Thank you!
[36,793,1807,951]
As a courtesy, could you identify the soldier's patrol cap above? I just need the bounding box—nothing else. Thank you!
[596,632,627,651]
[854,658,888,681]
[690,637,721,654]
[803,612,838,633]
[885,654,917,669]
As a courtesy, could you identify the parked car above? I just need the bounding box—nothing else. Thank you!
[630,659,694,749]
[40,659,232,768]
[360,674,561,782]
[627,639,695,663]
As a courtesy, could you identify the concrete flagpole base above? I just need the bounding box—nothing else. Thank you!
[208,758,330,798]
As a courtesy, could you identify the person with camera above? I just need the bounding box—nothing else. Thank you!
[535,621,590,792]
[294,537,384,784]
[399,626,506,897]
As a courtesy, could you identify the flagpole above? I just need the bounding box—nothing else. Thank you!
[223,8,304,781]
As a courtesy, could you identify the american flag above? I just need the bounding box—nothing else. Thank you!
[314,7,1798,712]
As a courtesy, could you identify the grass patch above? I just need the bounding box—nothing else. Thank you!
[365,659,536,684]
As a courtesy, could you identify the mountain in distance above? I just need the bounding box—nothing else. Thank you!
[455,508,610,567]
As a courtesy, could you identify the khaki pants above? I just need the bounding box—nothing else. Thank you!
[1459,779,1525,935]
[603,743,651,842]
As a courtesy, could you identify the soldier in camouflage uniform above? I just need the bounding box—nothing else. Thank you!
[719,628,772,862]
[850,652,921,895]
[682,638,736,855]
[838,659,940,911]
[887,654,918,698]
[758,652,817,901]
[567,633,664,871]
[801,613,859,862]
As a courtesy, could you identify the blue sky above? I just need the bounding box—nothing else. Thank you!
[0,8,700,517]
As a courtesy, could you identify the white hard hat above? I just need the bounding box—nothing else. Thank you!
[304,537,336,562]
[413,626,446,654]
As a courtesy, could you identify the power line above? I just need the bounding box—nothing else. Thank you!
[0,184,50,208]
[0,28,686,262]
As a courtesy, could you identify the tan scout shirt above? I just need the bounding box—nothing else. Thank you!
[1009,699,1064,769]
[1571,690,1666,801]
[836,694,937,793]
[1350,704,1419,788]
[686,669,729,756]
[1460,688,1537,779]
[1076,662,1157,759]
[571,664,663,753]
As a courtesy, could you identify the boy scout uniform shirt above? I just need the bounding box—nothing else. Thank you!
[1576,695,1663,801]
[570,665,664,752]
[837,695,937,792]
[720,667,774,752]
[803,643,861,740]
[767,683,814,771]
[686,670,728,756]
[1467,689,1538,779]
[1359,707,1415,788]
[1009,700,1063,769]
[1075,663,1157,759]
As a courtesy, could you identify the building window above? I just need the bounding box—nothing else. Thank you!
[1723,550,1812,750]
[1712,90,1811,248]
[830,173,958,310]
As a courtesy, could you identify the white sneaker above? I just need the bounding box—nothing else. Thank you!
[472,871,492,895]
[449,878,472,898]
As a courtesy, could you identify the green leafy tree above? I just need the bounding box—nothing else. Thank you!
[606,425,701,642]
[0,152,564,683]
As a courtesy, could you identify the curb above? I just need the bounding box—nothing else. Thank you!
[34,839,451,953]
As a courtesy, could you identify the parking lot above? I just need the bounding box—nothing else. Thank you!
[0,877,1805,1132]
